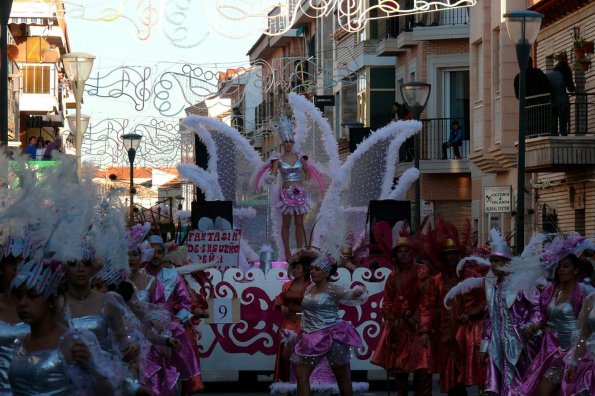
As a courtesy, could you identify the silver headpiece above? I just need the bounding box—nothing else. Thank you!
[312,255,335,272]
[278,116,294,142]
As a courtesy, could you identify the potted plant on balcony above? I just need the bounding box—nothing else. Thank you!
[574,37,590,60]
[575,58,591,72]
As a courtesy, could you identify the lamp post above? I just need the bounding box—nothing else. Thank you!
[504,10,543,251]
[121,133,142,224]
[1,0,14,147]
[400,81,431,231]
[61,52,95,177]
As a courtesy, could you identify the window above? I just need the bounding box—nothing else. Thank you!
[22,65,51,94]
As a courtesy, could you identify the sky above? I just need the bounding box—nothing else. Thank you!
[64,2,262,167]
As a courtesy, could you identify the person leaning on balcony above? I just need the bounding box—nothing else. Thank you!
[43,137,62,160]
[441,120,463,160]
[547,60,576,136]
[514,57,551,136]
[25,136,37,158]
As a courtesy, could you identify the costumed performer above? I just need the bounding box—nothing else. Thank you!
[517,247,585,396]
[293,255,368,396]
[147,235,204,394]
[480,233,542,396]
[371,234,433,396]
[64,252,145,379]
[418,236,469,396]
[0,237,29,394]
[8,257,138,395]
[564,291,595,395]
[272,249,314,384]
[268,116,311,260]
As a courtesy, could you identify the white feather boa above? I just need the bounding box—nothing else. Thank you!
[444,277,485,309]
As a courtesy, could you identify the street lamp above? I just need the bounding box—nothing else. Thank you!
[61,52,95,177]
[121,133,142,224]
[504,10,543,251]
[175,195,185,211]
[66,113,90,148]
[400,81,431,231]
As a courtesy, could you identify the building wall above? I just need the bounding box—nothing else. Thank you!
[530,2,595,236]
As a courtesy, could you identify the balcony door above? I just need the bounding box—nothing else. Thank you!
[444,69,470,130]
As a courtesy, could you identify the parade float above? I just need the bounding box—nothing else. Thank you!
[177,93,423,375]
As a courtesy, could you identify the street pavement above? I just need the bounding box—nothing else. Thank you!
[199,373,481,395]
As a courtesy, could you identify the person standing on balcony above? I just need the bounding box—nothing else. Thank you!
[547,60,576,136]
[35,139,46,160]
[441,120,464,160]
[24,137,37,158]
[514,57,551,136]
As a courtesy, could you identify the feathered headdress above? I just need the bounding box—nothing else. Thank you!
[12,258,64,298]
[543,232,586,268]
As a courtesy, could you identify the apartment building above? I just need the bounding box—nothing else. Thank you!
[376,6,472,230]
[9,0,72,154]
[470,0,594,247]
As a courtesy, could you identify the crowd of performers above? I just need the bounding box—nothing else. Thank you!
[3,155,595,396]
[362,218,595,396]
[0,153,210,395]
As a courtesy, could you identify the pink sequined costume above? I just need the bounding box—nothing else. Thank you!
[517,282,584,394]
[148,266,203,394]
[271,151,312,215]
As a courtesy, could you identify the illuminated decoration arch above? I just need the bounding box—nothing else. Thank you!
[210,0,476,35]
[32,0,475,44]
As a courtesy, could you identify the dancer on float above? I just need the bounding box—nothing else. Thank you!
[0,237,30,394]
[146,235,204,394]
[480,230,542,396]
[371,232,433,396]
[8,256,131,395]
[268,116,311,260]
[272,249,314,384]
[564,290,595,394]
[292,254,368,396]
[517,234,586,395]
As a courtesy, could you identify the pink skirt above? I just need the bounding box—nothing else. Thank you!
[278,186,312,215]
[294,321,361,360]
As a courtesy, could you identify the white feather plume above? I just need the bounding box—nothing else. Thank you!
[456,255,491,277]
[386,167,420,200]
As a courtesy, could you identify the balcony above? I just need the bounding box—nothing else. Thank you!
[524,93,595,172]
[377,7,469,56]
[397,117,471,174]
[19,63,60,113]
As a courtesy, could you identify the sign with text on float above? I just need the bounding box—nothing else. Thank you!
[484,186,513,213]
[187,229,241,271]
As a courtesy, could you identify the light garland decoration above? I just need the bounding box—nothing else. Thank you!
[28,0,475,45]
